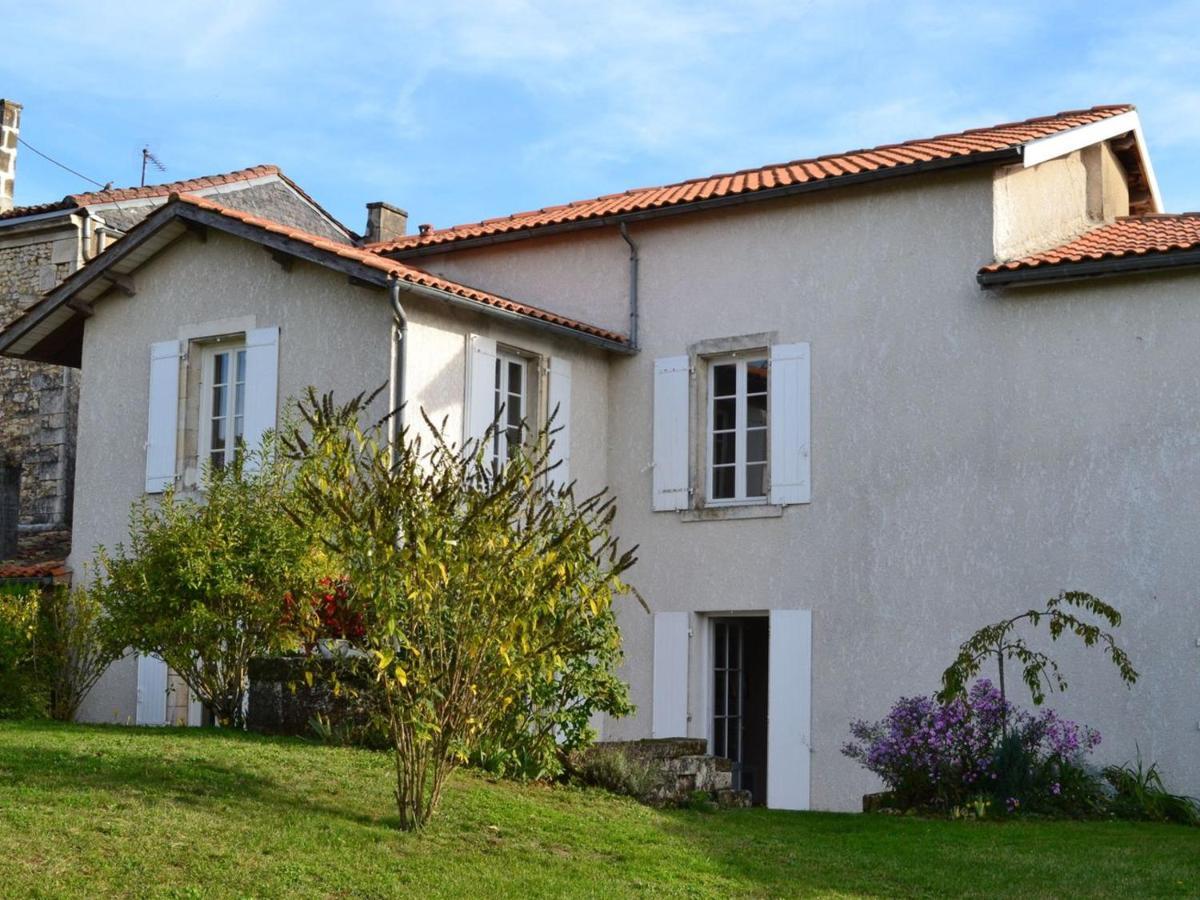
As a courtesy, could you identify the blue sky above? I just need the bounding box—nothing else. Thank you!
[4,1,1200,234]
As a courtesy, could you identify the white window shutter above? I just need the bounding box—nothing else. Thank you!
[767,609,812,810]
[243,326,280,460]
[769,342,811,505]
[652,355,690,511]
[547,356,571,490]
[465,334,498,446]
[144,339,180,493]
[652,611,689,738]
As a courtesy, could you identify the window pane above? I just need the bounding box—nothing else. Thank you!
[234,382,245,418]
[714,720,726,758]
[212,383,226,418]
[507,392,522,427]
[714,671,726,716]
[715,624,726,667]
[747,392,767,428]
[711,430,735,466]
[712,465,735,499]
[713,397,736,431]
[713,363,736,397]
[747,359,768,394]
[211,416,226,452]
[728,669,739,717]
[508,360,522,393]
[746,463,767,498]
[234,415,245,445]
[747,428,767,463]
[506,426,522,459]
[212,352,228,385]
[730,722,741,762]
[235,349,246,382]
[729,630,741,669]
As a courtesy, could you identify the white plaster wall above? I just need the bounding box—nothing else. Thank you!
[72,229,609,722]
[413,168,1200,810]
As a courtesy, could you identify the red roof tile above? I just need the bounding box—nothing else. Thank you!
[0,165,281,221]
[980,214,1200,274]
[170,194,628,345]
[371,105,1135,253]
[0,561,70,580]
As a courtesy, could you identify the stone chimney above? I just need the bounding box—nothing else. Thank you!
[0,99,20,214]
[364,201,407,244]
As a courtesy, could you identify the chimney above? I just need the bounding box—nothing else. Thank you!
[364,201,407,244]
[0,99,20,214]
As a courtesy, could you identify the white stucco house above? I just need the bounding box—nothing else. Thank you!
[2,103,1198,812]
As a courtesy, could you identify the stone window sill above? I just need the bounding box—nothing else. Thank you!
[679,504,784,523]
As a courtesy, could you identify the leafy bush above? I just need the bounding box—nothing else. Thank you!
[35,585,124,721]
[573,746,661,801]
[1104,753,1200,826]
[842,679,1101,814]
[98,438,316,727]
[0,584,41,718]
[282,389,638,830]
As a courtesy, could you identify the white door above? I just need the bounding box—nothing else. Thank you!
[136,653,169,726]
[766,609,813,810]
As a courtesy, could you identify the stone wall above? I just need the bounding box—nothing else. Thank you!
[0,222,79,529]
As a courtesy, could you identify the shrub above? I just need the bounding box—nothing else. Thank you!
[843,679,1102,814]
[35,585,124,721]
[98,437,316,727]
[1104,753,1200,826]
[282,389,638,830]
[573,746,661,801]
[0,584,41,718]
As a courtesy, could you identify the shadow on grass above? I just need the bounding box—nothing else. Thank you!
[0,721,402,832]
[653,804,1200,898]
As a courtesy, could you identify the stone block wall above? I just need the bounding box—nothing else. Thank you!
[0,226,80,529]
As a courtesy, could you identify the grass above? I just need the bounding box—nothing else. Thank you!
[0,722,1196,898]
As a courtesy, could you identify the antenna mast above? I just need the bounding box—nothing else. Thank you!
[140,147,166,187]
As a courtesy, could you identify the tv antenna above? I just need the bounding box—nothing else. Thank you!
[141,147,167,186]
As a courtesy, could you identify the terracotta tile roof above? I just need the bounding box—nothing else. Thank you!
[170,194,628,345]
[0,528,71,581]
[980,214,1200,275]
[371,105,1136,253]
[0,561,70,580]
[0,164,281,222]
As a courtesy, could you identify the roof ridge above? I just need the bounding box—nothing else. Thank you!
[370,104,1137,252]
[66,164,281,205]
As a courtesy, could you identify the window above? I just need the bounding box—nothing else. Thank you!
[707,356,768,503]
[491,349,528,470]
[200,341,247,469]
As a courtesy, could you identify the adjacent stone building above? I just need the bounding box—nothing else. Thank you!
[0,97,355,568]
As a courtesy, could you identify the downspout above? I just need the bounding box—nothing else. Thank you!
[618,222,639,349]
[387,275,408,465]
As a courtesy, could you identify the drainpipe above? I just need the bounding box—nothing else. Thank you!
[618,222,639,349]
[387,275,408,466]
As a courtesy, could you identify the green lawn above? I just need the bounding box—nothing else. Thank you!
[0,722,1195,898]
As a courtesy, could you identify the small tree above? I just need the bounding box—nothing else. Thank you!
[283,389,638,830]
[36,585,124,721]
[939,591,1138,719]
[98,438,314,727]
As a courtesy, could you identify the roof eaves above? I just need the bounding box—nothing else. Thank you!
[978,247,1200,288]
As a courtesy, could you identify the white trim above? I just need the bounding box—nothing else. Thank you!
[1021,110,1163,212]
